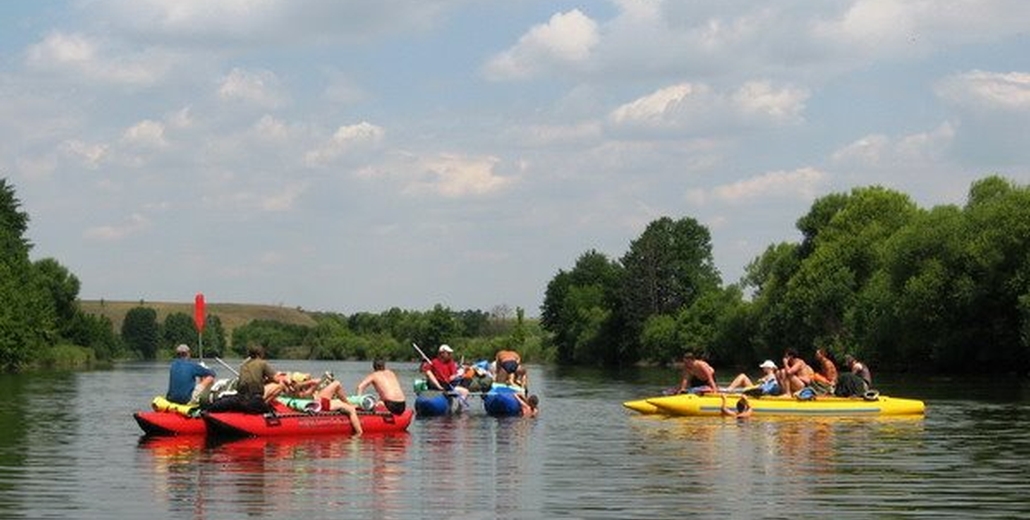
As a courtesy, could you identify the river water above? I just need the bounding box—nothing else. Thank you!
[0,360,1028,519]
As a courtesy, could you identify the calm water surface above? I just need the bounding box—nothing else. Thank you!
[1,360,1028,519]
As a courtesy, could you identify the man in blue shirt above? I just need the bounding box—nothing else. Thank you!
[166,344,216,405]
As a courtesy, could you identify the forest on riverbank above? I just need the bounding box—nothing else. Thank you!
[2,175,1028,374]
[541,175,1030,373]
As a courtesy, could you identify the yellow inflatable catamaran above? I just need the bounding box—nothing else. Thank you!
[624,393,925,417]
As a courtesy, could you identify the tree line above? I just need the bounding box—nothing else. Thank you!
[117,303,544,364]
[541,175,1030,374]
[4,175,1028,374]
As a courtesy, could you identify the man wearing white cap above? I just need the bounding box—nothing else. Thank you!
[423,344,461,392]
[725,359,780,394]
[166,344,216,405]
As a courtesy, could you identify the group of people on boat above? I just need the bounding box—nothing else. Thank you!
[677,348,874,403]
[164,344,409,435]
[420,344,538,417]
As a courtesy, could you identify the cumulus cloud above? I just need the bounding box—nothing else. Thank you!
[484,9,599,80]
[690,168,826,206]
[609,81,808,131]
[304,122,385,166]
[831,123,955,166]
[84,213,151,241]
[936,70,1030,111]
[24,31,173,85]
[397,154,514,198]
[218,67,287,108]
[814,0,1030,59]
[121,119,168,148]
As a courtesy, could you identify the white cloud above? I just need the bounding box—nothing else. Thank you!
[84,213,150,241]
[218,67,287,108]
[732,81,809,123]
[304,122,385,166]
[484,9,599,80]
[121,119,168,148]
[610,83,702,125]
[702,168,827,205]
[814,0,1030,59]
[24,31,172,85]
[936,70,1030,111]
[832,123,955,166]
[400,154,514,198]
[609,81,808,131]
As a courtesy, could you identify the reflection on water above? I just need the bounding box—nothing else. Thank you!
[1,362,1030,518]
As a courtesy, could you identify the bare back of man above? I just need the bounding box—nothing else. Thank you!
[357,359,407,414]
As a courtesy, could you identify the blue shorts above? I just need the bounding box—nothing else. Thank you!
[499,360,519,374]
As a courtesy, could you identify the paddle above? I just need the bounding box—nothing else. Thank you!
[214,356,240,377]
[194,293,206,360]
[411,342,432,364]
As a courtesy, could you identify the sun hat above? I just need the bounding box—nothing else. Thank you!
[759,360,777,370]
[439,344,453,353]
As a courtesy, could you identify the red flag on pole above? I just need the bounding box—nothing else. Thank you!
[194,293,206,333]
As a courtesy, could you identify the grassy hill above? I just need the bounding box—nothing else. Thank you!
[78,300,318,342]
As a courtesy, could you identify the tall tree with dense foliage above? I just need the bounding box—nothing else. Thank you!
[777,187,918,354]
[541,250,623,365]
[122,306,159,360]
[0,179,56,371]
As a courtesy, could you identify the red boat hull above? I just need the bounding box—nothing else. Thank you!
[203,409,414,437]
[134,411,207,436]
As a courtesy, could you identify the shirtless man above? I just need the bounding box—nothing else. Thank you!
[356,359,407,415]
[812,348,839,388]
[495,349,522,385]
[776,348,815,396]
[676,352,718,393]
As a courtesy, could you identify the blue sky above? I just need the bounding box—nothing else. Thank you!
[2,1,1029,315]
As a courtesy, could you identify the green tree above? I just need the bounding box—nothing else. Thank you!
[162,312,197,352]
[420,304,462,349]
[541,250,623,365]
[201,314,227,358]
[781,187,918,353]
[122,306,159,360]
[620,217,721,332]
[64,312,121,361]
[0,179,56,371]
[33,258,80,332]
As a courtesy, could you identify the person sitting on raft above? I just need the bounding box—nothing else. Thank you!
[423,344,469,399]
[776,348,815,396]
[166,344,216,405]
[810,348,839,394]
[237,345,291,403]
[725,360,779,394]
[356,359,407,415]
[844,355,872,389]
[676,352,718,393]
[281,371,351,404]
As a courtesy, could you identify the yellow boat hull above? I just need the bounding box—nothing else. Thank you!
[642,393,925,416]
[622,398,661,414]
